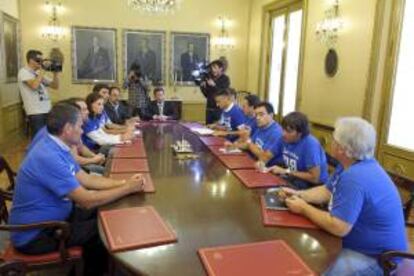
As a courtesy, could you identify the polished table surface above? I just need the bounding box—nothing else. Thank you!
[101,122,341,275]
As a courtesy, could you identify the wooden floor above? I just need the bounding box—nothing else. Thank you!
[1,137,413,253]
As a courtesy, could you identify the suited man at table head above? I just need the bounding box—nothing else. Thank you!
[147,87,178,121]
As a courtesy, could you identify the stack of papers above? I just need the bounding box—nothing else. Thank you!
[191,127,214,136]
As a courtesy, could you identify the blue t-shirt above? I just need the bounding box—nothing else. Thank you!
[26,126,48,154]
[99,111,111,128]
[251,121,282,166]
[9,135,81,247]
[273,134,329,184]
[82,116,102,150]
[325,159,408,256]
[244,115,258,136]
[221,104,246,132]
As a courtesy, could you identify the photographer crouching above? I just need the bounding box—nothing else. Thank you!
[199,60,230,124]
[18,49,61,138]
[123,63,150,120]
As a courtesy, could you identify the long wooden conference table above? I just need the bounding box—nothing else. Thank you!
[100,122,341,275]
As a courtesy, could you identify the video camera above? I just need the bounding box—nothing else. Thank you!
[41,59,62,73]
[191,61,211,86]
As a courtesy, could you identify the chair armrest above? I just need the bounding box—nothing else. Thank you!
[380,250,414,274]
[0,221,72,262]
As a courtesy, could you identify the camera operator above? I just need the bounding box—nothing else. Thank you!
[200,59,230,124]
[123,63,150,120]
[18,49,60,137]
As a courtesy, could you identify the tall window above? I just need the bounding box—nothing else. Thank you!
[267,5,303,118]
[387,0,414,151]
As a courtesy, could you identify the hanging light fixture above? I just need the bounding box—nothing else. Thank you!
[213,16,235,52]
[41,1,65,42]
[127,0,180,14]
[315,0,343,48]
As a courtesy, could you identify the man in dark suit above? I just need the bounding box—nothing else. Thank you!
[147,87,178,121]
[180,43,199,81]
[104,86,134,124]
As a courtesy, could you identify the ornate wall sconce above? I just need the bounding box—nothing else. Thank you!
[315,0,343,48]
[213,16,235,53]
[41,1,66,42]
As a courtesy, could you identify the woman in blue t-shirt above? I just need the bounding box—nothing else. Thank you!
[267,112,329,189]
[82,92,134,152]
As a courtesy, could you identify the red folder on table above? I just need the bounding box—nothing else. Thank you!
[260,196,318,229]
[99,206,177,253]
[207,145,246,156]
[198,240,315,276]
[232,169,287,188]
[110,159,150,173]
[216,155,256,169]
[200,136,226,146]
[108,173,155,192]
[112,144,147,158]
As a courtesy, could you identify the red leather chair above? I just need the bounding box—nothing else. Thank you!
[0,190,83,275]
[380,251,414,276]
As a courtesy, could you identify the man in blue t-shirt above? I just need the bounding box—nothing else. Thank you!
[230,102,282,166]
[239,94,260,138]
[208,88,246,141]
[9,103,145,275]
[278,117,408,275]
[268,112,328,189]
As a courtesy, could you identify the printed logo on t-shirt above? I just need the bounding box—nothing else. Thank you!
[283,150,298,171]
[222,116,231,130]
[254,138,264,150]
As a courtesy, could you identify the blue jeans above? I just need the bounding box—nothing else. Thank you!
[323,249,383,276]
[28,113,48,138]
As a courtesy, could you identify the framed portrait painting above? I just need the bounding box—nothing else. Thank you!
[123,29,166,85]
[72,26,117,83]
[170,32,210,86]
[1,13,20,83]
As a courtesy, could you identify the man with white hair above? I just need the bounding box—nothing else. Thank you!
[278,117,408,275]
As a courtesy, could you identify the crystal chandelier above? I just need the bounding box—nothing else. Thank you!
[127,0,179,14]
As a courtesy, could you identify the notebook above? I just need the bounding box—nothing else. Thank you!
[198,240,315,276]
[232,169,287,188]
[199,136,226,146]
[99,206,177,253]
[260,196,318,229]
[110,159,150,173]
[112,144,147,158]
[108,172,155,192]
[216,155,256,169]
